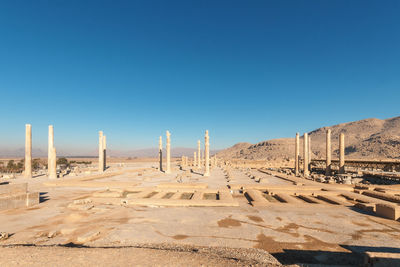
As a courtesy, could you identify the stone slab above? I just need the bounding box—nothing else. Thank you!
[245,190,270,207]
[157,183,208,189]
[0,192,39,210]
[0,183,27,196]
[375,203,400,220]
[364,252,400,267]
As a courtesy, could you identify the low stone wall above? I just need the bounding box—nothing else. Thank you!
[0,183,39,211]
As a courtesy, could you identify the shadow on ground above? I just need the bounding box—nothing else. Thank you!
[273,245,400,265]
[39,192,49,203]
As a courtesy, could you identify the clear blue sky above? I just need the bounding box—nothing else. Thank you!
[0,0,399,154]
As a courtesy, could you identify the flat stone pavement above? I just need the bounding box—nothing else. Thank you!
[1,161,400,266]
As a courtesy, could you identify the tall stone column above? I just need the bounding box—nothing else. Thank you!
[49,147,57,179]
[103,135,107,170]
[303,133,309,177]
[48,125,54,175]
[308,135,312,172]
[326,129,332,176]
[165,130,171,174]
[193,151,197,167]
[295,133,300,176]
[204,130,210,176]
[98,131,104,173]
[159,136,163,171]
[339,133,345,174]
[197,140,201,169]
[24,124,32,178]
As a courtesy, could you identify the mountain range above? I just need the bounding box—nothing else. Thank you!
[217,116,400,160]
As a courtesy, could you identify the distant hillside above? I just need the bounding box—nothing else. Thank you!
[217,116,400,160]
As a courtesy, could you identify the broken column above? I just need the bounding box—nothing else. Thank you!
[24,124,32,178]
[49,147,57,179]
[193,151,197,167]
[165,130,171,174]
[48,125,54,175]
[159,136,163,171]
[204,130,210,176]
[303,133,309,177]
[326,129,332,176]
[295,133,300,176]
[98,131,104,173]
[339,133,345,174]
[197,140,201,169]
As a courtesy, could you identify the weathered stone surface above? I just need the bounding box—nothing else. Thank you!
[26,192,40,207]
[25,124,32,178]
[77,230,100,243]
[0,183,27,195]
[375,203,400,220]
[165,131,171,174]
[364,252,400,267]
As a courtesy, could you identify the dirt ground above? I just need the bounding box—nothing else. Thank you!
[1,160,400,266]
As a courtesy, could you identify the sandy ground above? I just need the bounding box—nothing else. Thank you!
[1,161,400,266]
[0,245,280,267]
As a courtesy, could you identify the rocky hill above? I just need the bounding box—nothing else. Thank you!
[217,116,400,160]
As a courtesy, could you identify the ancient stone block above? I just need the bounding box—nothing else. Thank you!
[375,203,400,220]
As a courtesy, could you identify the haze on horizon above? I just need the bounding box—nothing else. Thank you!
[1,1,399,155]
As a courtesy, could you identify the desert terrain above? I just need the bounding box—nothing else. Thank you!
[1,154,400,266]
[218,117,400,161]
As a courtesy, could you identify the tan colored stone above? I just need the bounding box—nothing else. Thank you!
[326,129,332,176]
[303,133,309,177]
[165,130,171,174]
[25,124,32,178]
[197,140,201,169]
[49,147,57,179]
[375,203,400,220]
[98,131,104,172]
[295,133,299,176]
[204,130,210,177]
[339,133,345,174]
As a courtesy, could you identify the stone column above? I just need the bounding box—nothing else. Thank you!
[339,133,345,174]
[103,135,107,170]
[159,136,163,171]
[303,133,309,177]
[49,147,57,179]
[48,125,54,175]
[197,140,201,169]
[24,124,32,178]
[98,131,104,172]
[181,156,185,167]
[193,151,197,167]
[308,135,311,172]
[166,130,171,174]
[204,130,210,176]
[326,129,332,176]
[295,133,300,176]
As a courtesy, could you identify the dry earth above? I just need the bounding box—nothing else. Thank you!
[1,160,400,266]
[218,116,400,160]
